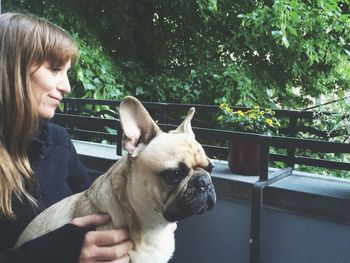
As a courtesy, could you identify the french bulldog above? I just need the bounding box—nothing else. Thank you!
[15,96,216,263]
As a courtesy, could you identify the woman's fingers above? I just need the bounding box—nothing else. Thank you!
[79,230,133,262]
[96,254,130,263]
[84,229,130,246]
[71,214,111,228]
[92,239,134,261]
[73,214,134,263]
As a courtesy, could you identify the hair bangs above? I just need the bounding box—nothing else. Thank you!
[44,30,78,67]
[31,18,78,68]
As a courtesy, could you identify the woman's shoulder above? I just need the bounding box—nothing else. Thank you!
[47,122,68,134]
[46,122,71,145]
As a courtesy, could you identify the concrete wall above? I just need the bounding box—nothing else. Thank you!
[170,199,250,263]
[170,198,350,263]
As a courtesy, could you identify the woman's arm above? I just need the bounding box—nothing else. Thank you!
[0,215,133,263]
[0,224,88,263]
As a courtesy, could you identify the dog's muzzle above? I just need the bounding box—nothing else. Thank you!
[163,171,216,222]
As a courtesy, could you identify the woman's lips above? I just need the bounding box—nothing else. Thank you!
[49,96,62,105]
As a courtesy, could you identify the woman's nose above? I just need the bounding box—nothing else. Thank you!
[57,74,71,94]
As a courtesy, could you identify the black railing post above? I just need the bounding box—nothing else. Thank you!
[62,100,69,128]
[66,98,77,133]
[259,140,270,181]
[249,137,270,263]
[286,115,298,168]
[116,120,123,156]
[249,180,265,263]
[249,137,293,263]
[249,166,293,263]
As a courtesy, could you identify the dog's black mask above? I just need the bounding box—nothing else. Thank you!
[163,170,216,222]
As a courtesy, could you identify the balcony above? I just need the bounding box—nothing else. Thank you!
[53,98,350,263]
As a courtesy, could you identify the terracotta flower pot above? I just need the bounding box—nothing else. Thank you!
[228,140,261,175]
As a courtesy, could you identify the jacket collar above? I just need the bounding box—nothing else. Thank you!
[30,119,51,146]
[27,120,51,163]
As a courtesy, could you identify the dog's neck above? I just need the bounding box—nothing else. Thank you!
[86,155,173,240]
[84,156,137,228]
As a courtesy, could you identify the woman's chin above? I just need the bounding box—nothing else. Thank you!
[38,110,55,120]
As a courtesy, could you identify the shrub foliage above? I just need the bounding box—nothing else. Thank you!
[4,0,349,108]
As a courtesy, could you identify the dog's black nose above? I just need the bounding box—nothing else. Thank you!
[191,175,212,191]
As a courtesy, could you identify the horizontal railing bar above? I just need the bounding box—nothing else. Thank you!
[62,98,315,119]
[295,157,350,171]
[63,98,120,106]
[67,128,117,141]
[270,153,287,163]
[63,98,219,112]
[269,154,350,170]
[55,114,350,153]
[193,128,350,153]
[270,136,350,153]
[54,114,118,128]
[202,145,228,156]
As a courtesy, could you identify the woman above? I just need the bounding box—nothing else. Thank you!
[0,12,132,262]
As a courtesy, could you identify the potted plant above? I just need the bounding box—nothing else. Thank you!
[217,103,280,175]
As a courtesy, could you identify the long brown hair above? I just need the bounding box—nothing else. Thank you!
[0,12,78,219]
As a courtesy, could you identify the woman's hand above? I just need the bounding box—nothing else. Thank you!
[71,214,133,263]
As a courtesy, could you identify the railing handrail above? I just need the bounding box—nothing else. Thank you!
[62,97,315,115]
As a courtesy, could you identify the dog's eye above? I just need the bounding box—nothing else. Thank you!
[163,169,185,184]
[161,162,190,184]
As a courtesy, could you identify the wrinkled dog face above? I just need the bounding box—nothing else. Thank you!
[120,96,216,224]
[131,132,216,222]
[163,163,216,222]
[156,133,216,222]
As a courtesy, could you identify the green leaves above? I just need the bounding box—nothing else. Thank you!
[313,97,350,143]
[237,0,350,108]
[197,0,218,21]
[6,0,349,110]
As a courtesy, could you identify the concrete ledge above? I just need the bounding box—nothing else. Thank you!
[73,140,350,225]
[72,140,119,160]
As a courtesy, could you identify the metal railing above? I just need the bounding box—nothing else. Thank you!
[53,97,350,173]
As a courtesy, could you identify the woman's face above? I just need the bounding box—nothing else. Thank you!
[30,60,72,119]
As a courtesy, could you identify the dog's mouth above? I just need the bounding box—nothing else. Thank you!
[163,177,216,222]
[195,195,216,215]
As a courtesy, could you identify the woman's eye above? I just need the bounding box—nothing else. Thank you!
[51,68,61,72]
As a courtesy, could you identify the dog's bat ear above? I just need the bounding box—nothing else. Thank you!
[171,107,195,138]
[120,96,161,156]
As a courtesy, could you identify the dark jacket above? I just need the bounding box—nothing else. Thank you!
[0,121,91,263]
